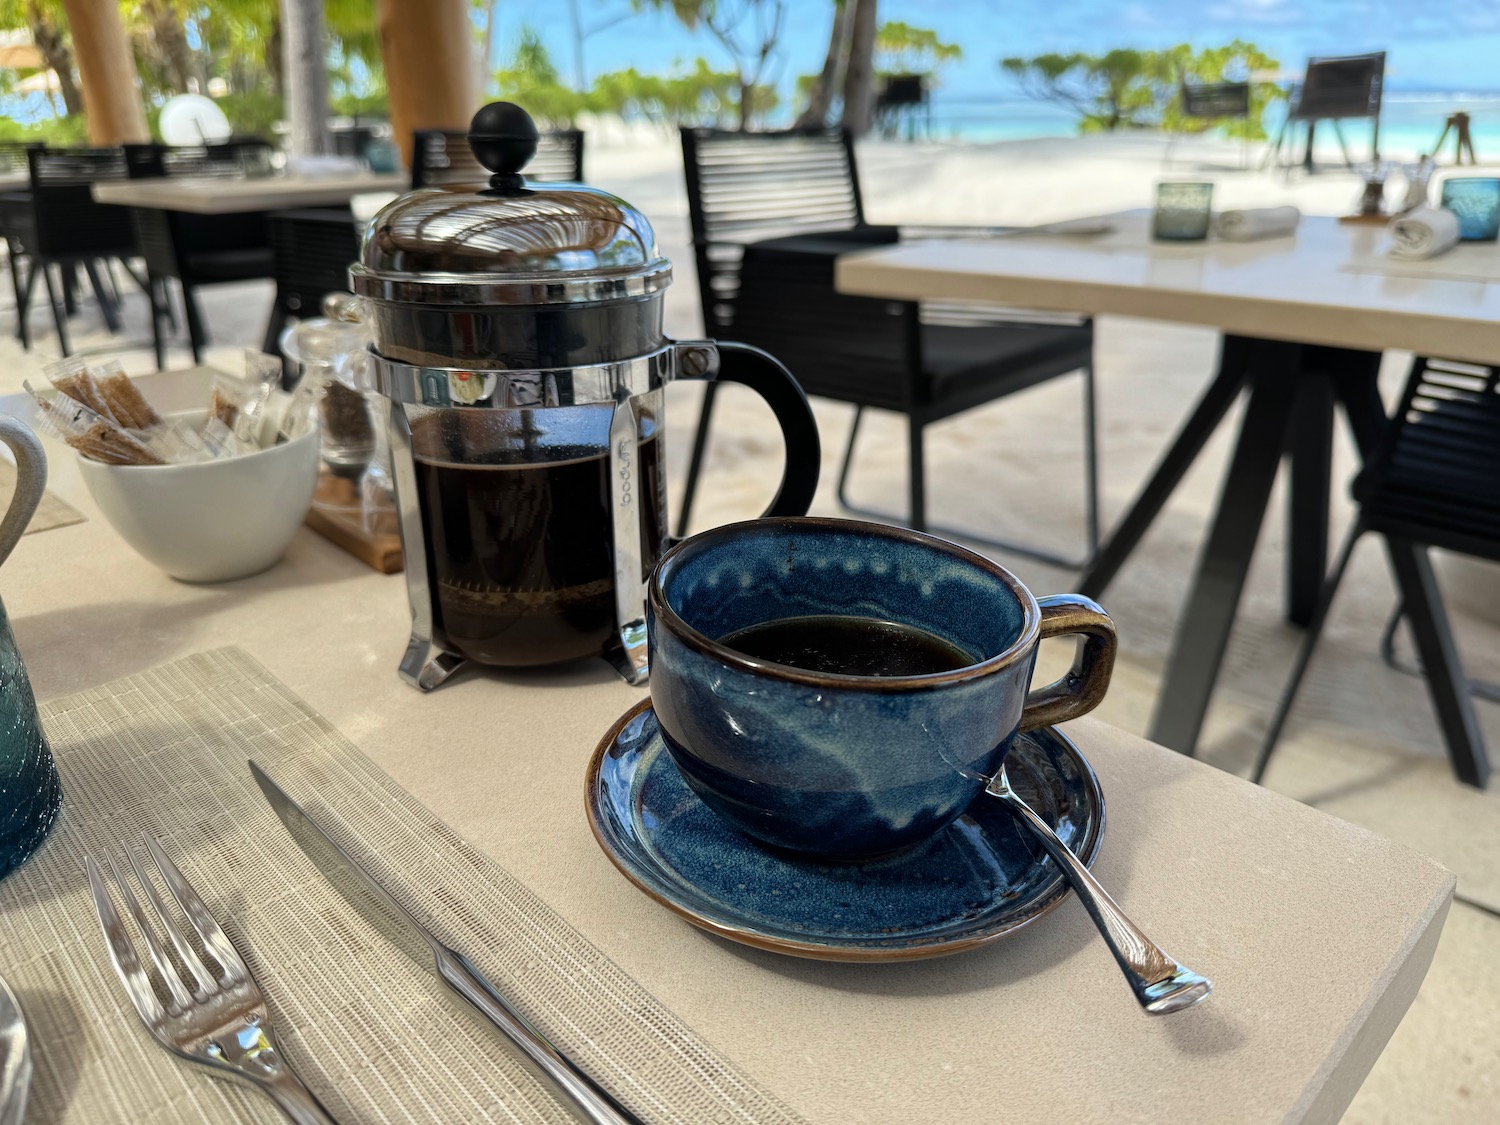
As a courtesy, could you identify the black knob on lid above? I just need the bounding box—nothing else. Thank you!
[467,101,539,194]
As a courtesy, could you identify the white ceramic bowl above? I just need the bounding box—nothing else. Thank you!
[78,412,321,583]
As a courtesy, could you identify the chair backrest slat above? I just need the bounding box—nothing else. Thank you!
[270,208,362,315]
[680,127,866,323]
[1362,357,1500,560]
[1181,81,1250,119]
[680,127,914,407]
[411,129,585,189]
[27,147,136,258]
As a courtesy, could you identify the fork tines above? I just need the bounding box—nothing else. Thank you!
[85,836,249,1024]
[85,836,339,1124]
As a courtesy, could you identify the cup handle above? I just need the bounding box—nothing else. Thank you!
[1019,594,1117,733]
[673,339,821,520]
[0,415,46,570]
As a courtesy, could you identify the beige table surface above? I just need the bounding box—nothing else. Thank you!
[0,372,1455,1124]
[834,212,1500,365]
[91,171,407,214]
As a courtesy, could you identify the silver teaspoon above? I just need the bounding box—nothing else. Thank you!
[986,763,1212,1014]
[0,973,31,1125]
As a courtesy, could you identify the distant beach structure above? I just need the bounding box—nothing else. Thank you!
[933,89,1500,159]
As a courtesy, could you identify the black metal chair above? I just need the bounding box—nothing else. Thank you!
[267,206,362,340]
[8,147,139,355]
[1252,356,1498,789]
[875,74,930,140]
[1165,81,1252,168]
[0,141,42,344]
[1268,52,1385,172]
[332,122,378,161]
[675,127,1098,566]
[410,128,586,188]
[123,141,277,368]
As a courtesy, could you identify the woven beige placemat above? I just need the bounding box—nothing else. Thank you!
[0,458,82,535]
[0,648,804,1124]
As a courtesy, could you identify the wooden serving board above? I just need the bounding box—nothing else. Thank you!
[304,472,404,573]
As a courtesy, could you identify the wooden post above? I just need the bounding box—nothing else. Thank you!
[840,0,878,137]
[281,0,331,155]
[60,0,149,145]
[378,0,478,168]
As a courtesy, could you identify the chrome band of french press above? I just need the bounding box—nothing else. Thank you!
[374,346,682,410]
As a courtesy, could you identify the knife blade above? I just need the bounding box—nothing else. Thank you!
[248,760,642,1125]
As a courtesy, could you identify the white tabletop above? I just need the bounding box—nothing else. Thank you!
[0,171,27,193]
[834,213,1500,365]
[0,369,1456,1124]
[91,171,408,214]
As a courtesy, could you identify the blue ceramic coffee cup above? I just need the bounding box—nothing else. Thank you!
[647,517,1116,861]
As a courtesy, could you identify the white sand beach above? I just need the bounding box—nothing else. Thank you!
[2,129,1498,1122]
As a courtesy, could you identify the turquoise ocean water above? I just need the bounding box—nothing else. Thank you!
[930,92,1500,159]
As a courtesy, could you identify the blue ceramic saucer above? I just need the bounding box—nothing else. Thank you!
[585,700,1106,962]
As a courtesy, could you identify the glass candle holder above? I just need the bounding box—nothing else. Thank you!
[1440,177,1500,241]
[1153,182,1215,241]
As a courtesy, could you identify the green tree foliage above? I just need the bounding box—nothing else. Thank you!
[1157,40,1283,140]
[873,21,960,79]
[493,28,773,130]
[797,17,957,126]
[0,111,87,146]
[494,27,590,127]
[591,60,755,126]
[1001,41,1284,138]
[0,0,384,138]
[638,0,786,130]
[1001,49,1168,133]
[0,0,83,116]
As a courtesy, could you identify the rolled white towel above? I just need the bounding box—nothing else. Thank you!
[1213,205,1301,241]
[1389,205,1461,260]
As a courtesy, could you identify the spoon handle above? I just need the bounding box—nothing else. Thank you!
[987,774,1212,1014]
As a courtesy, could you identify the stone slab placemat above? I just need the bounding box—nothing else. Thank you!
[0,648,803,1124]
[0,458,82,535]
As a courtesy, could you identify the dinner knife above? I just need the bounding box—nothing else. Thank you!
[248,760,642,1125]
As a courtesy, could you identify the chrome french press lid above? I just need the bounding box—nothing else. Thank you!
[350,102,672,308]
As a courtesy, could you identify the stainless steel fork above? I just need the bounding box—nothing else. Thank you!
[85,837,338,1124]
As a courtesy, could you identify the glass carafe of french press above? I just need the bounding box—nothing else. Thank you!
[352,103,821,690]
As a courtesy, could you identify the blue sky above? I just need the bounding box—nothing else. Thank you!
[487,0,1500,100]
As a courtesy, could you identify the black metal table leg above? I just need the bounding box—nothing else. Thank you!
[1079,334,1250,600]
[84,260,121,334]
[42,262,70,356]
[1286,374,1334,626]
[1072,331,1387,758]
[1330,352,1389,458]
[907,418,927,531]
[1148,346,1304,753]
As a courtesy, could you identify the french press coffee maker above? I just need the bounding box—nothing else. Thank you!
[352,103,821,691]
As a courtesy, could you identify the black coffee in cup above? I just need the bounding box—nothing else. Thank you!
[722,615,972,677]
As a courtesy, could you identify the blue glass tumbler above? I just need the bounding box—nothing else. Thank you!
[1440,177,1500,241]
[1153,182,1215,241]
[0,415,60,881]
